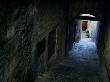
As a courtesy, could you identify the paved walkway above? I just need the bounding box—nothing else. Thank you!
[36,39,109,82]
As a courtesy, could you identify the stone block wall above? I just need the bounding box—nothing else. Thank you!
[0,0,67,82]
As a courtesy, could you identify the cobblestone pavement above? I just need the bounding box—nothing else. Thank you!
[36,39,109,82]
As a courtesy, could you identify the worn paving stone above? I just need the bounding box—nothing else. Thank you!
[36,39,108,82]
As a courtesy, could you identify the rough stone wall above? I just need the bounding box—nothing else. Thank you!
[0,0,36,82]
[0,0,67,82]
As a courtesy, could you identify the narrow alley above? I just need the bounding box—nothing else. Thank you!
[36,39,109,82]
[1,0,110,82]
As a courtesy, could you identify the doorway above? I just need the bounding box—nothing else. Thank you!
[75,19,100,44]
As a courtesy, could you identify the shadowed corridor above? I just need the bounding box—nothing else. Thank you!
[36,39,109,82]
[1,0,110,82]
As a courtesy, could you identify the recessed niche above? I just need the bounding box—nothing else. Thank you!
[48,29,56,60]
[37,38,46,57]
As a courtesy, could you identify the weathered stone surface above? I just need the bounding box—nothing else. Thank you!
[0,0,67,82]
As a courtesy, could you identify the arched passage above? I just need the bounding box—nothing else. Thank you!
[63,14,108,81]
